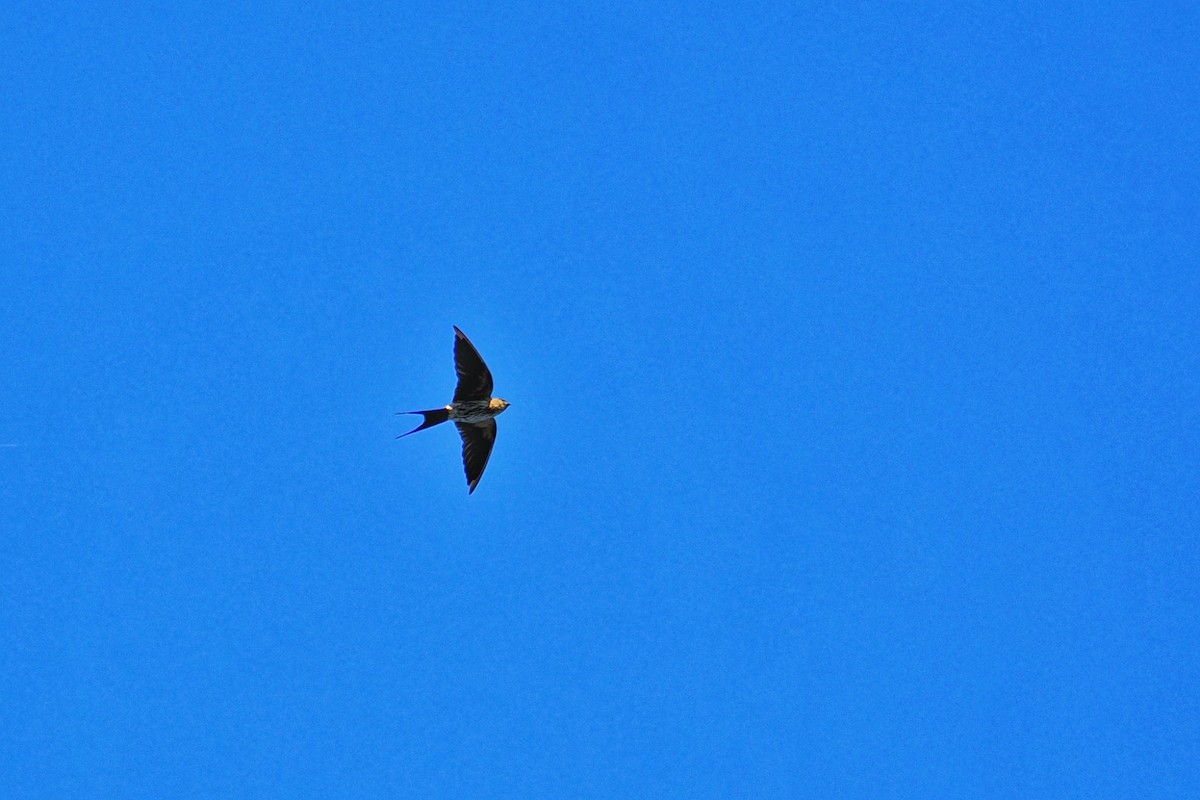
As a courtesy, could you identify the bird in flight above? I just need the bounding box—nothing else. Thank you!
[399,326,511,494]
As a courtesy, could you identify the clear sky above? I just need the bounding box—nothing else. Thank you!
[2,2,1198,798]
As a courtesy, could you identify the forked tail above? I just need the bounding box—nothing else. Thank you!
[397,407,450,438]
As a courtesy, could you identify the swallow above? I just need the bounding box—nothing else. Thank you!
[399,326,510,494]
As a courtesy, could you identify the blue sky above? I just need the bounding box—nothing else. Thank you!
[2,2,1198,797]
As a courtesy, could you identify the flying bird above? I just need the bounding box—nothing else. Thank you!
[399,326,510,494]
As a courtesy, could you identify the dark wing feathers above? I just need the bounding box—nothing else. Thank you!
[453,326,494,401]
[455,420,497,494]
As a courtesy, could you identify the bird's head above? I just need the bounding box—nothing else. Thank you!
[489,397,511,414]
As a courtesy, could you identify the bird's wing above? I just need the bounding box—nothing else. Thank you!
[455,420,497,494]
[452,326,494,401]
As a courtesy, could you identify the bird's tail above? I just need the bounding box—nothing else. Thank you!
[397,407,450,438]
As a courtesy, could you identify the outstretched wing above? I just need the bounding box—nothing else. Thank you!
[453,326,494,402]
[455,420,497,494]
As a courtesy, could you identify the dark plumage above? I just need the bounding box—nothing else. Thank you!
[399,327,510,494]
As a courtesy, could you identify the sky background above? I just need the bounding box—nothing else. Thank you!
[2,2,1198,798]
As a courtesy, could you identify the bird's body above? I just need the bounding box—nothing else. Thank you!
[449,397,510,424]
[398,327,509,494]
